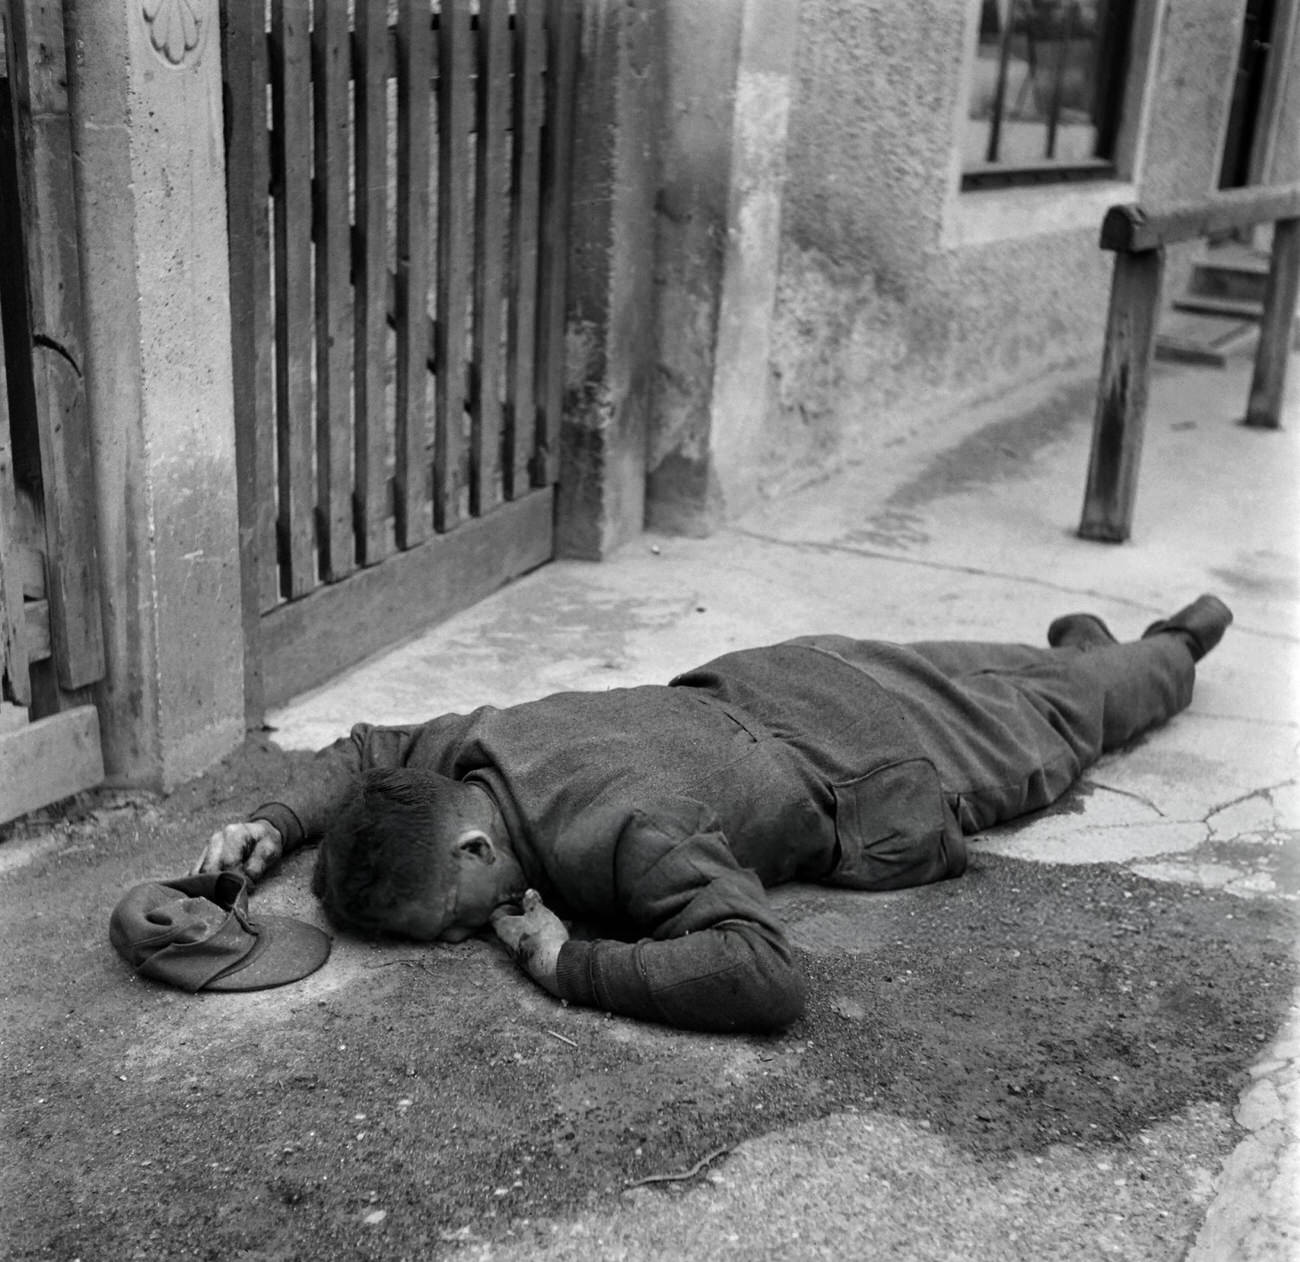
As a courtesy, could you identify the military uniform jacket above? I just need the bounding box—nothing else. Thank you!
[254,638,967,1032]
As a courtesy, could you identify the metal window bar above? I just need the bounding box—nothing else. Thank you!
[968,0,1132,189]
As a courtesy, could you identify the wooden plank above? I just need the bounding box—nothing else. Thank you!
[354,0,392,565]
[313,0,356,581]
[394,0,433,549]
[15,544,43,597]
[220,0,276,732]
[0,286,30,705]
[505,0,544,501]
[0,704,103,825]
[1101,184,1300,253]
[260,488,555,706]
[1245,218,1300,430]
[5,0,104,690]
[1079,248,1165,543]
[535,0,578,487]
[471,0,509,516]
[270,0,315,598]
[23,596,48,661]
[435,0,473,532]
[0,703,29,736]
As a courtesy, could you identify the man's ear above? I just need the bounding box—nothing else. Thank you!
[454,829,495,864]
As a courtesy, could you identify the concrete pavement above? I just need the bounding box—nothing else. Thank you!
[262,354,1299,1260]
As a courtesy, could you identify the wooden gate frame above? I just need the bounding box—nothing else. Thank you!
[222,0,578,715]
[0,0,104,824]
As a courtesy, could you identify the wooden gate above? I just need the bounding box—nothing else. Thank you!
[221,0,577,713]
[0,0,104,823]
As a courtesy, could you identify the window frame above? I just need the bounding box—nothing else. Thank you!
[942,0,1164,248]
[959,0,1138,192]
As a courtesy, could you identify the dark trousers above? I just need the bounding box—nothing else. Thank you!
[806,635,1195,833]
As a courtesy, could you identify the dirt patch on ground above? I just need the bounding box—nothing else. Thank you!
[2,739,1295,1260]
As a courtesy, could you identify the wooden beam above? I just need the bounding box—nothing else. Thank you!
[505,0,544,501]
[1079,248,1165,542]
[535,0,579,488]
[1245,217,1300,429]
[271,0,316,599]
[0,288,30,705]
[1101,183,1300,253]
[220,0,274,725]
[5,0,104,691]
[435,0,473,532]
[0,704,103,825]
[471,0,510,516]
[394,0,434,548]
[354,0,392,565]
[312,0,357,583]
[259,488,554,707]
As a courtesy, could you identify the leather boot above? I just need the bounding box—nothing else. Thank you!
[1142,594,1233,662]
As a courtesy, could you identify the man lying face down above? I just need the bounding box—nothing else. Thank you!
[194,596,1231,1033]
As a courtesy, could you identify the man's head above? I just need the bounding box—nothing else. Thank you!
[311,769,517,942]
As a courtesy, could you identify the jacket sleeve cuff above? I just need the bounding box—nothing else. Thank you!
[554,939,661,1023]
[249,802,307,853]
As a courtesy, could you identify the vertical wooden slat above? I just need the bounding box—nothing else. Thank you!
[313,0,356,580]
[395,0,433,547]
[0,298,31,706]
[1245,217,1300,430]
[4,0,103,690]
[435,0,472,532]
[354,0,391,564]
[270,0,315,597]
[505,0,543,501]
[535,0,578,487]
[471,0,509,515]
[221,0,274,722]
[1078,247,1165,543]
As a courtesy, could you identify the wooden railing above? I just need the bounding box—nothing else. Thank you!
[1079,183,1300,542]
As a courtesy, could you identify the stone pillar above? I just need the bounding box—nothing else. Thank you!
[556,0,662,559]
[66,0,244,788]
[647,0,797,535]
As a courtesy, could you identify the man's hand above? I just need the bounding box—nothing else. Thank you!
[490,889,569,997]
[191,820,284,883]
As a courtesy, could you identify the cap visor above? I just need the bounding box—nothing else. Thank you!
[203,915,331,992]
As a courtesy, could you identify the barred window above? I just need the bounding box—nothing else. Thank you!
[963,0,1135,190]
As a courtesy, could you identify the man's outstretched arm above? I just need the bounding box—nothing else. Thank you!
[193,717,467,878]
[494,802,807,1034]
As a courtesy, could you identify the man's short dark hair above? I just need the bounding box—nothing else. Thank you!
[311,768,480,932]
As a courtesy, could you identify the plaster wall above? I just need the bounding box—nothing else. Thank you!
[752,0,1249,498]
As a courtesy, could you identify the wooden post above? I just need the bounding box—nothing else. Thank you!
[1078,247,1165,542]
[1244,217,1300,429]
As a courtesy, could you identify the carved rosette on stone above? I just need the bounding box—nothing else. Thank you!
[143,0,207,68]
